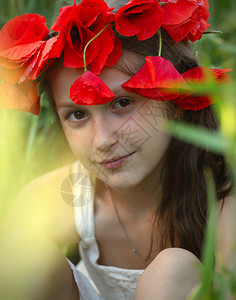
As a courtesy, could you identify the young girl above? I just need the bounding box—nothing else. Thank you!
[0,0,235,299]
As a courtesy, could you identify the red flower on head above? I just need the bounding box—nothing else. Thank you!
[122,56,189,101]
[173,67,232,110]
[51,0,122,75]
[115,0,164,41]
[0,14,57,114]
[162,0,210,42]
[69,71,115,105]
[0,14,53,83]
[0,13,49,51]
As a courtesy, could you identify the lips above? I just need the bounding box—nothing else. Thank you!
[100,152,135,164]
[98,152,135,170]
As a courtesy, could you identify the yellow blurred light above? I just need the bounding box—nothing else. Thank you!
[221,103,236,138]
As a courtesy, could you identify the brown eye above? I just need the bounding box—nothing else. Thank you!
[113,98,132,109]
[69,111,87,121]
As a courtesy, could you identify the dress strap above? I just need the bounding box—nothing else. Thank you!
[72,161,96,241]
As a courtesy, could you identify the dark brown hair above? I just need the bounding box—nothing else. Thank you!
[109,0,233,259]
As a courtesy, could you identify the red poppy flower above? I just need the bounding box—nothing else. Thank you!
[69,71,115,105]
[19,36,58,83]
[173,67,232,110]
[0,14,49,52]
[51,0,122,74]
[0,13,57,84]
[115,0,164,41]
[122,56,189,101]
[0,14,59,114]
[162,0,210,42]
[0,14,49,75]
[0,80,40,115]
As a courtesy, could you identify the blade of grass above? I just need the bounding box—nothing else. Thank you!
[168,121,229,154]
[189,169,217,300]
[200,169,217,299]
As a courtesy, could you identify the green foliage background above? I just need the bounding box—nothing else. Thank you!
[0,1,236,298]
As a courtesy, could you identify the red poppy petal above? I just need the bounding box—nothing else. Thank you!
[144,56,189,89]
[51,1,116,73]
[79,0,113,27]
[63,27,100,68]
[105,36,123,67]
[173,95,211,111]
[48,34,65,59]
[29,37,59,81]
[163,21,194,43]
[51,5,76,32]
[123,56,189,89]
[90,27,114,75]
[0,81,40,114]
[0,41,44,61]
[69,71,115,105]
[0,56,26,69]
[116,0,164,40]
[162,1,197,25]
[0,66,24,84]
[173,66,232,111]
[182,67,232,83]
[122,85,180,101]
[19,48,42,83]
[122,56,190,101]
[0,14,49,52]
[162,0,210,42]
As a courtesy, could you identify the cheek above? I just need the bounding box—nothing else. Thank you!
[61,125,89,160]
[136,103,171,163]
[138,100,171,132]
[151,132,170,158]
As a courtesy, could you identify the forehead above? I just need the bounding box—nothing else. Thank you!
[48,51,145,106]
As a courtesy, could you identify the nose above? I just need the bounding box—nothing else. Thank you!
[92,115,118,153]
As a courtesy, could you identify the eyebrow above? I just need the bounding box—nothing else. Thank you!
[56,103,83,110]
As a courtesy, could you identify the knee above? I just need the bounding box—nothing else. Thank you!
[148,247,201,275]
[0,229,63,273]
[136,248,201,300]
[0,230,79,300]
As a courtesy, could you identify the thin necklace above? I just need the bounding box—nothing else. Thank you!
[110,195,146,269]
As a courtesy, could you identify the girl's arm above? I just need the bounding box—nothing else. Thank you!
[216,196,236,269]
[2,164,80,245]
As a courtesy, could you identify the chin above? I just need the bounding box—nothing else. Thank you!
[101,173,142,191]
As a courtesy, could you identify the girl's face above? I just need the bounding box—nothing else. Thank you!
[50,56,172,190]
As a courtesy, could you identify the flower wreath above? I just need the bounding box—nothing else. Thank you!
[0,0,232,115]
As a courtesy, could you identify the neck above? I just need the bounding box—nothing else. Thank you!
[96,163,163,217]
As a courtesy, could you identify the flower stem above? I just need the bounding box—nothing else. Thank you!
[158,29,162,57]
[83,23,111,71]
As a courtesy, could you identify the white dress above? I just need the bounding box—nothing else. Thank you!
[68,161,144,300]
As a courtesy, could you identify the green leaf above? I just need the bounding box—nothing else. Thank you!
[168,121,229,154]
[189,170,217,300]
[200,169,217,299]
[37,78,46,97]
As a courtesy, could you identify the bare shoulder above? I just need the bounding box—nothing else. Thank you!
[216,195,236,267]
[20,163,74,198]
[3,164,80,244]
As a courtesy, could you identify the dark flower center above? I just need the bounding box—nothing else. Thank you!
[70,27,80,41]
